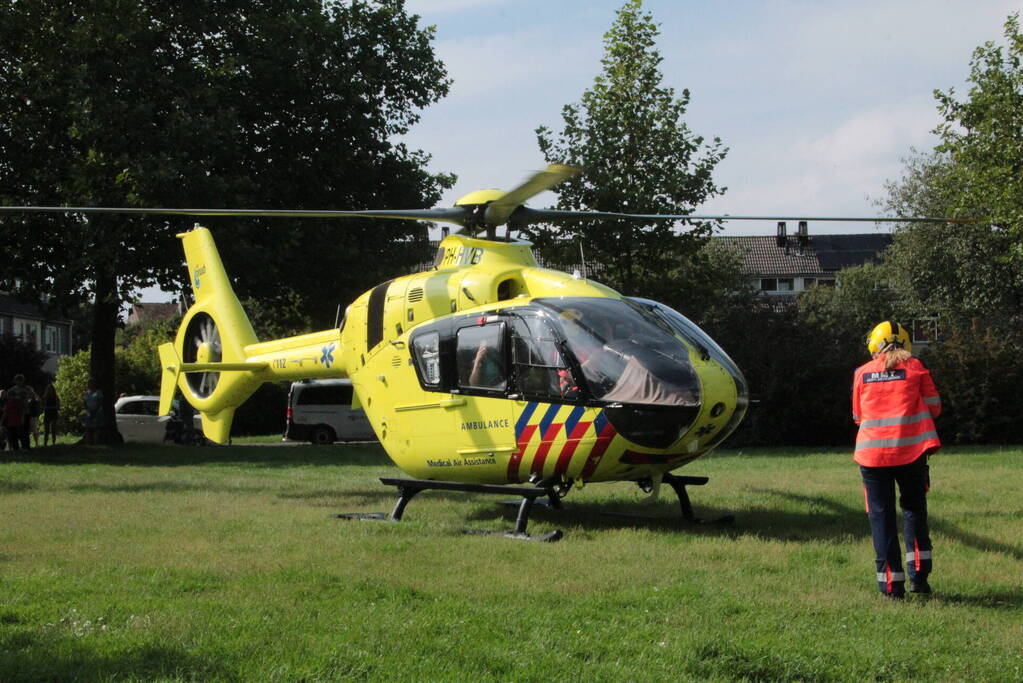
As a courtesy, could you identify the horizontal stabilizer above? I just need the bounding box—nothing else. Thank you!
[178,362,269,373]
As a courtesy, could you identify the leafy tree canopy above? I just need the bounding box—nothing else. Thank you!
[0,0,452,439]
[932,13,1023,254]
[878,14,1023,325]
[1,0,452,310]
[529,0,728,303]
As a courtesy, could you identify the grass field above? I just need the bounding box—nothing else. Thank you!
[1,442,1021,682]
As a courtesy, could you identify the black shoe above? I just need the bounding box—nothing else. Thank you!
[883,591,905,600]
[909,580,932,594]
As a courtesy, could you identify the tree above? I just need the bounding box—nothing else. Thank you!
[529,0,727,303]
[933,13,1023,258]
[0,335,49,392]
[880,151,1023,325]
[880,14,1023,326]
[0,0,452,441]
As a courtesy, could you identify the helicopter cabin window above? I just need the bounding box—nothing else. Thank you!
[412,331,442,387]
[456,323,507,392]
[510,314,576,400]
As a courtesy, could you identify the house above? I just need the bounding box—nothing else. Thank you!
[716,232,893,297]
[0,292,74,374]
[125,301,182,326]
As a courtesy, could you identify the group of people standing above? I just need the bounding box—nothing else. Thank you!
[0,374,60,449]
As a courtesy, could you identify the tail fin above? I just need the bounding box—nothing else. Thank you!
[159,226,346,443]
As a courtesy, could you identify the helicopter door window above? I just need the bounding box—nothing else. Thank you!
[457,324,507,392]
[412,331,442,387]
[510,315,576,400]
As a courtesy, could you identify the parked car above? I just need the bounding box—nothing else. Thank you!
[114,395,202,444]
[285,379,376,444]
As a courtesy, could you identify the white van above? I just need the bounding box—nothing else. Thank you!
[284,379,376,444]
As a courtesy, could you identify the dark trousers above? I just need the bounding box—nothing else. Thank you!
[860,455,932,596]
[4,424,30,450]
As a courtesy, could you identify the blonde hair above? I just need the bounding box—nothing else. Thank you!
[881,348,912,370]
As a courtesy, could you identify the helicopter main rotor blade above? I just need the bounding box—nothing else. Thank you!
[510,207,982,225]
[483,164,581,227]
[0,205,474,226]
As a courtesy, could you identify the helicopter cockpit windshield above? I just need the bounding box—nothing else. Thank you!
[534,298,701,408]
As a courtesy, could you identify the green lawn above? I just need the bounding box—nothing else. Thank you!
[1,443,1021,681]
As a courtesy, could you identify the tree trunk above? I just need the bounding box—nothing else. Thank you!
[89,268,123,444]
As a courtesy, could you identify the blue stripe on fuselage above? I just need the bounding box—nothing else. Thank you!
[538,404,561,437]
[564,406,584,435]
[515,401,538,440]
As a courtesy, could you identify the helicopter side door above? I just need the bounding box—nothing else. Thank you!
[396,316,516,479]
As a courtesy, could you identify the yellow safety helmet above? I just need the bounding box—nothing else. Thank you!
[867,320,912,355]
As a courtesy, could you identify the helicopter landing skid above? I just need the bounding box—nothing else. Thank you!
[334,477,564,541]
[658,473,734,525]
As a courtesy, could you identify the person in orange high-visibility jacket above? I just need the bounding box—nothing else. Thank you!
[852,321,941,599]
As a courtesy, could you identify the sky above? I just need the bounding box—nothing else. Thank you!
[400,0,1021,237]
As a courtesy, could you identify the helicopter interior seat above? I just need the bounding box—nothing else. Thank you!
[517,365,561,397]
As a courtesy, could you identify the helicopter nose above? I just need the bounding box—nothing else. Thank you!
[699,358,749,449]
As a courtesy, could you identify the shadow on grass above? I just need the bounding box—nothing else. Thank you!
[288,486,401,508]
[0,640,237,683]
[0,443,391,468]
[763,488,1023,562]
[464,484,1023,563]
[931,589,1023,610]
[0,480,37,493]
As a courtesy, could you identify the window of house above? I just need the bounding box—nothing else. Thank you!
[14,321,38,348]
[456,324,507,392]
[42,325,58,353]
[817,279,835,287]
[778,278,794,291]
[59,325,71,354]
[760,278,778,291]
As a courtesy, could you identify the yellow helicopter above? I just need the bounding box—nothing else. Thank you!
[127,164,745,539]
[7,164,956,539]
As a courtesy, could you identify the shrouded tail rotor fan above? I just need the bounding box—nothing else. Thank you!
[182,312,222,398]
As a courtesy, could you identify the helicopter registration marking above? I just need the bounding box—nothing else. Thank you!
[439,246,484,267]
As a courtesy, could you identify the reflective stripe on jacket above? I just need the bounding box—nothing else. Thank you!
[852,356,941,467]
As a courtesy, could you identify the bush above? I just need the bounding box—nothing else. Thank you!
[704,299,861,448]
[920,319,1023,444]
